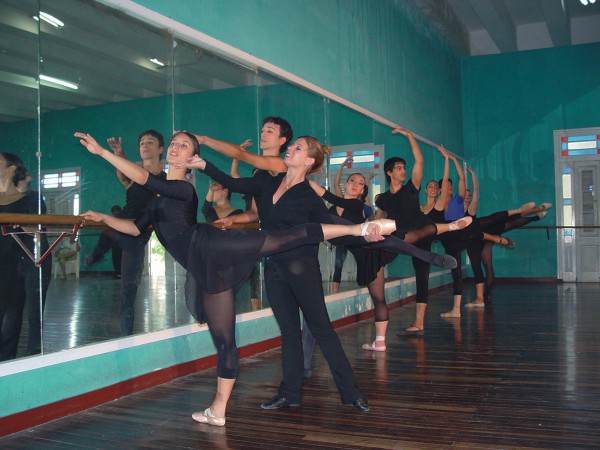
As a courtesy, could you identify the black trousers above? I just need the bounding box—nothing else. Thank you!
[265,253,362,404]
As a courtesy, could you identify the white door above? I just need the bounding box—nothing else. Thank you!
[573,161,600,282]
[555,128,600,282]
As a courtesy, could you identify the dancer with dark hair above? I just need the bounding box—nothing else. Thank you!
[376,128,471,336]
[84,130,166,335]
[308,150,464,351]
[76,131,393,426]
[0,154,51,359]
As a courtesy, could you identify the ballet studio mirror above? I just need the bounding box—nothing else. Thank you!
[1,0,392,362]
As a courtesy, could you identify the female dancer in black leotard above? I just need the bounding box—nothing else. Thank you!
[308,163,465,351]
[463,167,552,304]
[75,131,394,426]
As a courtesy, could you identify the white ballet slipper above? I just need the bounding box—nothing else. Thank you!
[518,201,536,213]
[192,407,226,427]
[361,219,396,236]
[362,341,387,352]
[448,216,472,231]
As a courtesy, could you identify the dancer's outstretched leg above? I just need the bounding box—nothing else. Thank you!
[257,220,395,257]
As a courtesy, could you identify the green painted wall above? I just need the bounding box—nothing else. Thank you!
[133,0,463,150]
[461,42,600,278]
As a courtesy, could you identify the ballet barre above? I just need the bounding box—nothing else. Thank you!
[0,213,260,267]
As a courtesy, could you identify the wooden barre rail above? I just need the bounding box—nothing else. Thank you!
[0,213,259,266]
[0,213,260,231]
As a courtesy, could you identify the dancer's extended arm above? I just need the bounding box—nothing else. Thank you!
[392,126,423,189]
[193,134,286,174]
[80,210,140,236]
[450,153,466,197]
[75,132,149,186]
[467,167,479,216]
[435,146,451,211]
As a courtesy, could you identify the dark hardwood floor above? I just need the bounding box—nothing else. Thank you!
[3,282,600,449]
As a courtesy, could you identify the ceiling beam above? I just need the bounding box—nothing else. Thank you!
[540,0,571,47]
[468,0,517,53]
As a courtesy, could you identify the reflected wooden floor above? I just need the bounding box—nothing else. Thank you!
[4,282,600,449]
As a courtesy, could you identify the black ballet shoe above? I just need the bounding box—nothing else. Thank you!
[344,397,370,412]
[260,395,301,410]
[497,236,515,249]
[432,253,457,269]
[397,327,425,336]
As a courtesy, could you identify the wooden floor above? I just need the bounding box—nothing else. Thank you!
[3,282,600,449]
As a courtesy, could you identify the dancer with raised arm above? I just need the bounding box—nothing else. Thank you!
[308,148,464,351]
[75,131,392,426]
[376,128,471,336]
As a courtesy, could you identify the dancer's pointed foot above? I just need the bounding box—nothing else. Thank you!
[432,253,457,269]
[539,202,552,211]
[517,201,536,214]
[448,216,472,232]
[537,211,547,219]
[362,219,396,236]
[496,236,515,249]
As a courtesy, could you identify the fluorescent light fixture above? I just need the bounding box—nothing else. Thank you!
[33,11,64,28]
[40,74,78,90]
[580,0,589,5]
[150,58,165,67]
[590,0,596,4]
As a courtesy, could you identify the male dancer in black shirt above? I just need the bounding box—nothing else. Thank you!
[85,130,165,335]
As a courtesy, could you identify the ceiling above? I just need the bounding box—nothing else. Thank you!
[2,0,599,124]
[409,0,600,55]
[0,0,274,123]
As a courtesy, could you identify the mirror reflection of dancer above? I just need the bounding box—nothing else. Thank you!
[75,131,393,426]
[84,131,165,335]
[0,154,52,359]
[328,157,372,295]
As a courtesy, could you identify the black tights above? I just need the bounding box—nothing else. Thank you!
[443,239,485,295]
[403,223,438,244]
[201,289,238,379]
[482,215,540,299]
[367,268,388,322]
[188,222,326,379]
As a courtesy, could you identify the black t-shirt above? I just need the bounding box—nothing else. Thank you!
[375,178,432,231]
[122,172,166,219]
[203,162,332,259]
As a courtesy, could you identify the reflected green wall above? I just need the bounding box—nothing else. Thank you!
[462,42,600,278]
